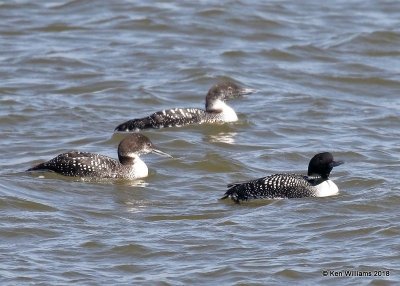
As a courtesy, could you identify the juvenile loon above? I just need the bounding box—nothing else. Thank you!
[221,152,343,203]
[114,80,256,132]
[27,134,172,180]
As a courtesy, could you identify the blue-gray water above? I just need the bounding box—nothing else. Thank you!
[1,1,400,285]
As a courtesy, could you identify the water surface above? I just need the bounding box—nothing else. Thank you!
[1,0,400,285]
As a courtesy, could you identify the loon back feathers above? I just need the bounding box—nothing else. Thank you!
[27,151,119,178]
[115,108,206,132]
[223,174,316,203]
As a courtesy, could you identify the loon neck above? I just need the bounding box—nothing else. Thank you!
[119,155,135,165]
[205,99,238,122]
[306,175,327,185]
[119,154,148,178]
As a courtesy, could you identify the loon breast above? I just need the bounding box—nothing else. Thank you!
[313,180,339,197]
[127,156,148,179]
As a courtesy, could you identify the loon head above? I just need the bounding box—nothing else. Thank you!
[307,152,343,179]
[118,134,172,164]
[205,81,256,112]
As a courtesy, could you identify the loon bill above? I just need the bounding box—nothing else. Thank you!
[114,80,256,132]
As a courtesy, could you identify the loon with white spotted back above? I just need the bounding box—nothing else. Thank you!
[27,134,172,180]
[221,152,344,203]
[114,80,256,132]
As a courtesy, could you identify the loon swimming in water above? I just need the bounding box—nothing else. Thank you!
[27,134,172,180]
[114,80,256,132]
[221,152,343,203]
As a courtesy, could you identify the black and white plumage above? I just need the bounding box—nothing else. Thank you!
[114,80,256,132]
[222,152,344,203]
[27,134,172,180]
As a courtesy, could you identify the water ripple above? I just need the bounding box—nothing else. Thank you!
[0,0,399,284]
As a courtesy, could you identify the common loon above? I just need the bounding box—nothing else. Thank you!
[27,134,172,180]
[114,80,256,132]
[221,152,343,203]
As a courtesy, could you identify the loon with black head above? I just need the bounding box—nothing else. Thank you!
[114,80,256,132]
[221,152,344,203]
[27,134,172,180]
